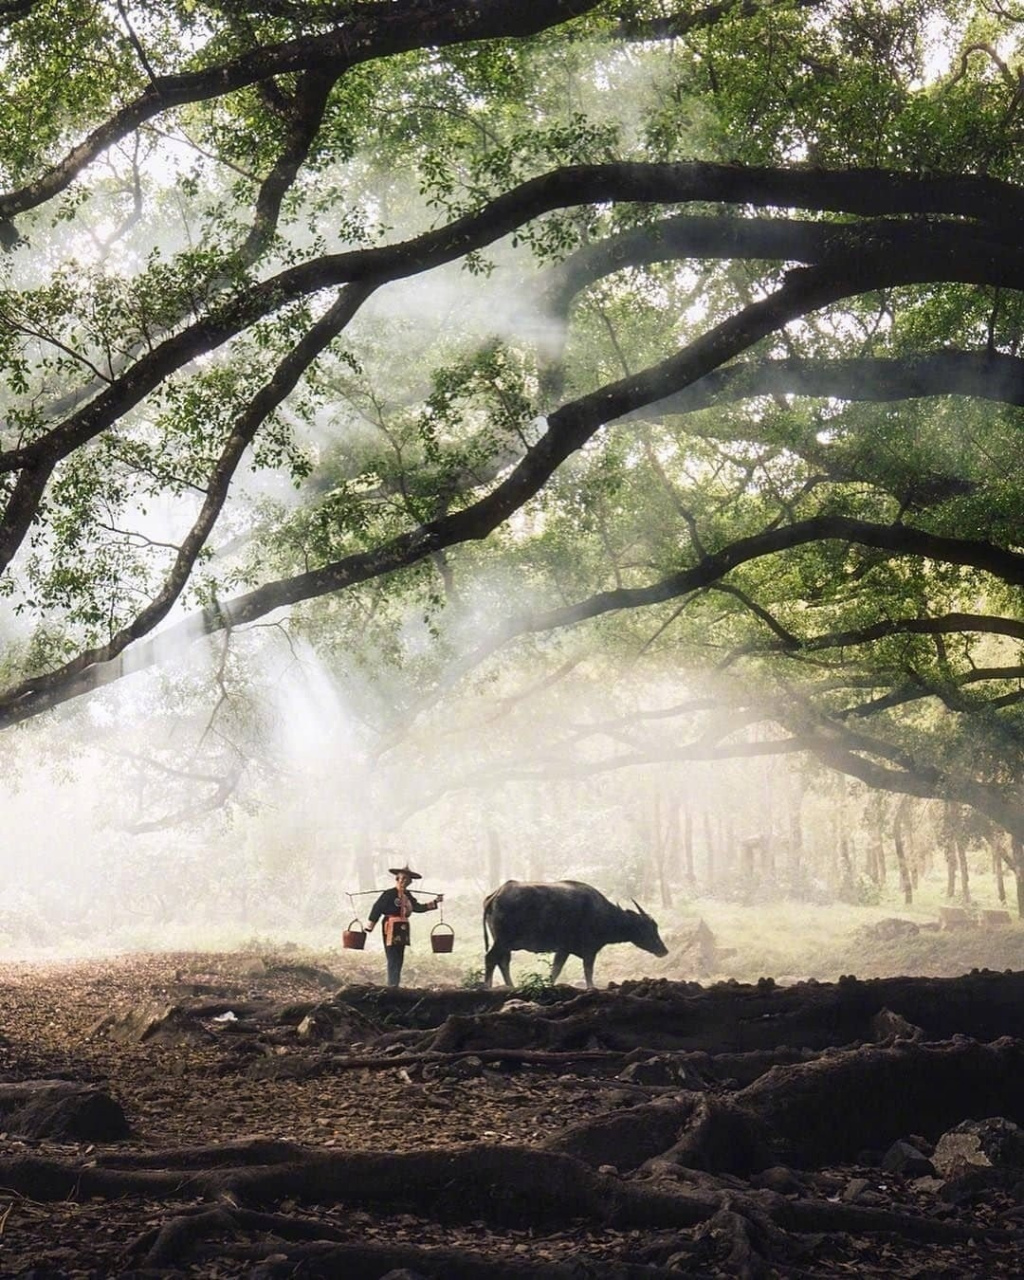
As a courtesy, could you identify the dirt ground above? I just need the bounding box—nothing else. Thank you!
[0,949,1023,1278]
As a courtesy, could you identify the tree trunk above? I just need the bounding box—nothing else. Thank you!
[527,789,547,883]
[955,833,970,904]
[653,789,673,909]
[759,758,774,876]
[835,776,853,891]
[893,799,913,906]
[907,809,920,890]
[787,770,805,881]
[487,828,502,890]
[874,799,887,884]
[992,834,1007,904]
[863,824,877,885]
[839,830,854,887]
[1012,836,1024,920]
[944,839,957,899]
[683,804,695,888]
[740,838,757,901]
[662,796,680,907]
[703,811,716,890]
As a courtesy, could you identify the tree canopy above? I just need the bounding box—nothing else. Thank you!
[2,0,1024,857]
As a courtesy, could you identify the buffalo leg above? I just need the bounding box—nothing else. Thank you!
[484,946,512,987]
[582,953,596,988]
[550,950,570,984]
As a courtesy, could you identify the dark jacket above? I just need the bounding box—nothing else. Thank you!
[368,888,433,938]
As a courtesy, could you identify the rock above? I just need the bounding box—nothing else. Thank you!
[297,1012,334,1040]
[862,918,919,942]
[499,999,542,1013]
[268,961,340,989]
[842,1177,870,1202]
[939,1166,1007,1205]
[445,1055,484,1079]
[282,998,381,1046]
[881,1139,935,1177]
[246,1055,320,1081]
[616,1055,702,1087]
[90,1001,209,1046]
[750,1165,805,1195]
[982,909,1013,927]
[933,1117,1024,1178]
[870,1008,922,1042]
[8,1086,130,1141]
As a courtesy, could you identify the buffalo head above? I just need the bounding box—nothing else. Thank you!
[630,899,669,957]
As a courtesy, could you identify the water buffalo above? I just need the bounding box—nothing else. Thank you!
[482,879,668,988]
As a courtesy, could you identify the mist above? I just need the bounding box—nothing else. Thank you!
[0,602,1014,993]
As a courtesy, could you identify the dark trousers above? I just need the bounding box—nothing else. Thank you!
[385,944,406,988]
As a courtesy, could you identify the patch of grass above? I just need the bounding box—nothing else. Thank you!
[830,922,1024,979]
[517,967,556,997]
[664,882,1023,983]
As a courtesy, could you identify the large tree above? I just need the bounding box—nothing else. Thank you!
[2,0,1024,864]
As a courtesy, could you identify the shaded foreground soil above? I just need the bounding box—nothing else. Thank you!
[1,953,1023,1277]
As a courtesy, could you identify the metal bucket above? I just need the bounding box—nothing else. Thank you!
[430,921,455,953]
[342,919,367,950]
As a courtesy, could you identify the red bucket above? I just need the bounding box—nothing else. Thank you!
[343,919,367,950]
[430,921,455,954]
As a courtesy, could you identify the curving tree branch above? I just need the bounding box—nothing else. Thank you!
[0,0,606,227]
[8,187,1024,729]
[0,281,375,717]
[623,351,1024,420]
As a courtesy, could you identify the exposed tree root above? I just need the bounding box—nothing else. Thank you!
[331,970,1024,1038]
[0,1140,1012,1254]
[689,1202,792,1280]
[328,1046,626,1071]
[129,1207,682,1276]
[382,971,1024,1056]
[84,972,1024,1073]
[545,1094,705,1170]
[94,1137,307,1170]
[128,1204,355,1268]
[550,1037,1024,1174]
[738,1034,1024,1166]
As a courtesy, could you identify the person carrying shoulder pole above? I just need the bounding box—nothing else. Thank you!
[366,864,442,988]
